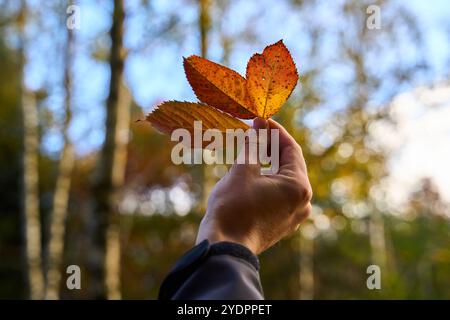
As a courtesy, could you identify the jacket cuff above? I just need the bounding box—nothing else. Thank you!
[158,240,259,299]
[208,241,259,270]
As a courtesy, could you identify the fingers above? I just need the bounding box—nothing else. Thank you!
[230,118,266,176]
[267,118,297,150]
[268,118,307,176]
[253,117,267,130]
[290,202,312,234]
[230,117,308,181]
[295,202,312,224]
[266,119,313,219]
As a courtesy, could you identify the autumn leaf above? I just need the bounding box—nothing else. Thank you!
[246,40,298,118]
[146,40,299,146]
[146,101,249,143]
[183,55,256,119]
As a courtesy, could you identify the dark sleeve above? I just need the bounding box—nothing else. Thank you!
[158,240,264,300]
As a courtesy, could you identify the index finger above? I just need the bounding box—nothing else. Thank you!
[268,118,307,176]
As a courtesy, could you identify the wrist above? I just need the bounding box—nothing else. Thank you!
[196,228,259,255]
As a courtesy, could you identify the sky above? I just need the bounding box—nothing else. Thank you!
[16,0,450,210]
[371,83,450,208]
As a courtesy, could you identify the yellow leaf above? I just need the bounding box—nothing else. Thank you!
[184,56,256,119]
[246,40,298,118]
[146,101,250,148]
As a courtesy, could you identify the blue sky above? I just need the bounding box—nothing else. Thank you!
[17,0,450,161]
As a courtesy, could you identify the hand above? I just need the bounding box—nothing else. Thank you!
[196,118,313,255]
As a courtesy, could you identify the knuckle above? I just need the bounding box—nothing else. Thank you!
[295,204,311,224]
[280,177,313,210]
[292,182,313,204]
[304,186,313,202]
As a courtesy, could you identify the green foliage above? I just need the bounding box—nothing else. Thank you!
[1,0,449,300]
[0,37,24,299]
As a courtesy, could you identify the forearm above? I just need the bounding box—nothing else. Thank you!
[158,240,264,300]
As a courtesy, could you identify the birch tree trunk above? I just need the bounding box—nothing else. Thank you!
[92,0,130,299]
[22,91,45,300]
[44,18,75,300]
[18,0,45,300]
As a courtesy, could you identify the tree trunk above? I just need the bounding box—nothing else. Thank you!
[369,212,387,272]
[44,19,75,300]
[91,0,130,299]
[299,234,314,300]
[21,91,45,300]
[199,0,211,59]
[198,0,216,211]
[18,0,45,300]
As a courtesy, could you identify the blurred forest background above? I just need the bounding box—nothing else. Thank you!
[1,0,450,299]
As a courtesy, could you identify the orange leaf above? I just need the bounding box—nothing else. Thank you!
[184,56,256,119]
[246,40,298,118]
[146,101,250,147]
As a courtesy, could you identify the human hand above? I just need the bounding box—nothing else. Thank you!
[196,118,313,255]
